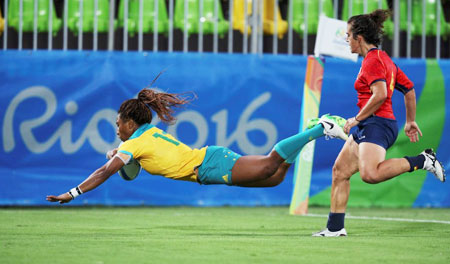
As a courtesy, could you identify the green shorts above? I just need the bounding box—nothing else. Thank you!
[197,146,241,185]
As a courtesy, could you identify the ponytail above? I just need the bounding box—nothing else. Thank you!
[348,9,390,46]
[137,89,195,124]
[118,89,196,126]
[369,9,390,29]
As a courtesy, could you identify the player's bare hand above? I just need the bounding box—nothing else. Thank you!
[106,148,118,160]
[404,121,422,143]
[46,193,73,204]
[344,117,359,134]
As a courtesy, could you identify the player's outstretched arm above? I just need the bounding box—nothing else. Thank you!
[46,156,125,204]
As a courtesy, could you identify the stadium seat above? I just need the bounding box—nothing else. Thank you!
[201,0,229,36]
[411,0,450,38]
[399,0,413,34]
[341,0,394,38]
[7,0,62,35]
[68,0,114,35]
[0,9,4,36]
[118,0,169,36]
[262,0,288,38]
[291,0,334,36]
[232,0,251,34]
[232,0,288,38]
[174,0,229,36]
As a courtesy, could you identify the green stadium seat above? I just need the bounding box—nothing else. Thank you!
[174,0,229,36]
[399,0,410,33]
[174,0,197,34]
[68,0,114,35]
[411,0,450,37]
[291,0,334,35]
[0,8,4,36]
[341,0,394,38]
[118,0,169,36]
[201,0,229,36]
[7,0,62,35]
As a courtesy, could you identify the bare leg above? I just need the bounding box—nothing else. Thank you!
[331,140,414,213]
[330,137,360,213]
[236,163,291,187]
[325,137,416,234]
[231,150,285,185]
[230,126,324,187]
[358,142,411,184]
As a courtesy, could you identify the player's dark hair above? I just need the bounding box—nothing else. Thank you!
[348,9,390,46]
[118,89,195,125]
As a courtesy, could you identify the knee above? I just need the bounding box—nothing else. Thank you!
[332,163,351,183]
[267,174,286,187]
[260,163,279,180]
[257,155,283,180]
[360,170,378,184]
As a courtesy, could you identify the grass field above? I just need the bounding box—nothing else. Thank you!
[1,206,450,264]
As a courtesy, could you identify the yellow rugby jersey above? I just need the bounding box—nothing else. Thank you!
[117,124,206,182]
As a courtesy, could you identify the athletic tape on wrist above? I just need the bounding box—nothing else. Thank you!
[69,186,83,199]
[68,191,74,199]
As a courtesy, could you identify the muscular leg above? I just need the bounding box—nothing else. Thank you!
[324,138,418,234]
[236,163,291,187]
[318,136,360,233]
[330,136,360,213]
[358,142,411,184]
[231,150,285,185]
[231,125,325,186]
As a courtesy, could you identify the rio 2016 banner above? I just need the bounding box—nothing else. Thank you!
[0,51,305,206]
[0,51,449,207]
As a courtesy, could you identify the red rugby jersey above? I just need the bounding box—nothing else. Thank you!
[354,48,414,119]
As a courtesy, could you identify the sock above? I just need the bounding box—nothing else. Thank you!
[274,125,324,164]
[404,155,426,172]
[327,212,345,232]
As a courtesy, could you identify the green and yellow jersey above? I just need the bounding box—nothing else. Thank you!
[117,123,206,182]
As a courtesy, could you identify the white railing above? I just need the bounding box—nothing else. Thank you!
[0,0,448,58]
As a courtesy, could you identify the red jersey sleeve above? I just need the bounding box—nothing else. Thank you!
[362,56,386,87]
[394,65,414,94]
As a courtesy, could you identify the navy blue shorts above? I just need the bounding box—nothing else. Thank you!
[351,116,398,150]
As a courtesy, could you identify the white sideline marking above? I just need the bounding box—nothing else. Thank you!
[305,213,450,225]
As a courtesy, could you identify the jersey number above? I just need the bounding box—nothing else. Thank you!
[152,132,180,146]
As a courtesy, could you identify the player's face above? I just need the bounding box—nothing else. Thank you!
[116,114,137,141]
[346,23,359,54]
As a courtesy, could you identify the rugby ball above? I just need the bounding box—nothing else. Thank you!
[118,159,142,181]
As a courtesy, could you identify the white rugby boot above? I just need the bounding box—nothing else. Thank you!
[312,228,347,237]
[421,149,446,182]
[318,114,349,141]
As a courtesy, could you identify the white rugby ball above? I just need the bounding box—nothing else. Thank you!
[118,159,142,181]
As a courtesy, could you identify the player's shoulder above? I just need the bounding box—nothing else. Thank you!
[128,123,159,140]
[364,50,392,69]
[119,124,157,148]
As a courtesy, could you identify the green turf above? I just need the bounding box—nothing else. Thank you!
[1,207,450,264]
